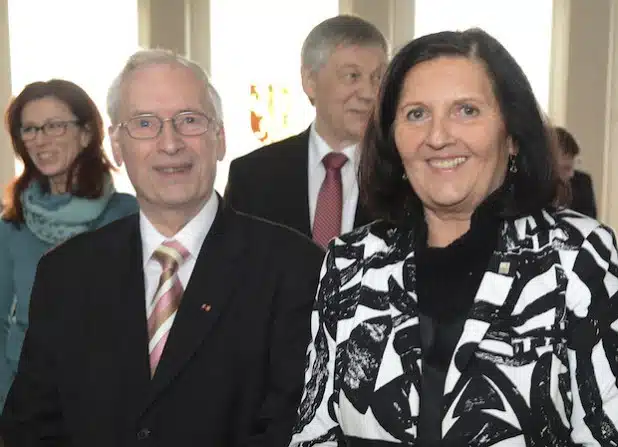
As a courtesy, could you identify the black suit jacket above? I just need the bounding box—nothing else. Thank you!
[570,170,597,218]
[0,201,324,447]
[225,128,372,238]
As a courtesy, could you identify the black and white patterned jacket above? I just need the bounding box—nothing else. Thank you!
[291,209,618,446]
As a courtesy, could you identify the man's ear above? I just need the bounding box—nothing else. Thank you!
[109,125,124,167]
[215,125,226,162]
[301,66,317,105]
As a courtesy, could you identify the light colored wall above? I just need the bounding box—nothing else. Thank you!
[142,0,187,55]
[139,0,211,75]
[563,0,613,224]
[602,1,618,229]
[339,0,415,51]
[185,0,211,76]
[0,0,13,196]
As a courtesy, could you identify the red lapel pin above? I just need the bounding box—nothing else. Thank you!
[200,304,212,312]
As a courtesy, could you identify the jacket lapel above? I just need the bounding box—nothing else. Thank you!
[443,220,521,395]
[279,128,312,237]
[107,217,152,418]
[145,204,245,407]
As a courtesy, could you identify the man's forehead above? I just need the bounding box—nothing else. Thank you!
[332,43,386,57]
[120,65,211,115]
[328,44,387,67]
[123,96,207,116]
[126,66,197,90]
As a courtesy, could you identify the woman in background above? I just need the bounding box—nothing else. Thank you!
[0,79,138,406]
[291,29,618,446]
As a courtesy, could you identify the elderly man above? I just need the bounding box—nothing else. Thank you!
[1,49,323,446]
[225,15,388,248]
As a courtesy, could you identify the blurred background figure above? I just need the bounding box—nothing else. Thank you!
[0,79,137,407]
[225,15,388,248]
[554,125,597,218]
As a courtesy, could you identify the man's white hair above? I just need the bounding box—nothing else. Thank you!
[106,48,223,125]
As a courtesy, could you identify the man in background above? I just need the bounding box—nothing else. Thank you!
[225,15,388,248]
[554,126,597,218]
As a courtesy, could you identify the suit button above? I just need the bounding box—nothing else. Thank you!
[137,428,151,440]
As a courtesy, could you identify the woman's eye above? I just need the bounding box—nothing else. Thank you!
[406,108,426,121]
[458,104,480,117]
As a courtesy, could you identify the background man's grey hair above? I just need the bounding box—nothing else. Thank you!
[106,48,223,125]
[301,14,389,73]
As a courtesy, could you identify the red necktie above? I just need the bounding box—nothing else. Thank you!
[313,152,348,248]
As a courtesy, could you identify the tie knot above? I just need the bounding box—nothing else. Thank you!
[322,152,348,171]
[152,240,190,272]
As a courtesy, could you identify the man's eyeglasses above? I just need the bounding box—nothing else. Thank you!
[20,120,80,141]
[118,112,215,140]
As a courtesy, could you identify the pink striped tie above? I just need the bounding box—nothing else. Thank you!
[313,152,348,248]
[147,240,190,376]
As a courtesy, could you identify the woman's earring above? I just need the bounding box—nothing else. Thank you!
[402,172,408,180]
[508,155,518,174]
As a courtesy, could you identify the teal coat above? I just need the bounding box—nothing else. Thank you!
[0,191,138,406]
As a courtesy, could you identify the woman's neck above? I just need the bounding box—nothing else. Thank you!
[424,209,472,248]
[49,176,68,195]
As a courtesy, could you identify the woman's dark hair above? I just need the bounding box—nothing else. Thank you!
[359,28,560,223]
[2,79,114,223]
[554,126,581,157]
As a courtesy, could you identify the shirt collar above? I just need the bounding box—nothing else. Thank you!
[140,192,219,266]
[309,122,359,170]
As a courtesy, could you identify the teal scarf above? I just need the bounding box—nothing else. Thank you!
[21,179,115,245]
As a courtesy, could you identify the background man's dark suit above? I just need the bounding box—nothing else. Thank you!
[570,170,597,218]
[1,202,324,446]
[225,128,372,238]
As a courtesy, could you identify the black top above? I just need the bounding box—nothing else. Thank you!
[569,170,597,219]
[414,193,502,446]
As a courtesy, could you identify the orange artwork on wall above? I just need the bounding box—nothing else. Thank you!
[250,83,292,145]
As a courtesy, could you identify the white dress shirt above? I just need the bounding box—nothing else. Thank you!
[307,123,360,234]
[140,193,218,321]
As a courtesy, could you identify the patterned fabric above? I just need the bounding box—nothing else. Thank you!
[313,153,348,248]
[291,208,618,446]
[21,178,115,244]
[148,240,190,375]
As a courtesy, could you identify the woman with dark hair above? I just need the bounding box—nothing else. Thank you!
[0,80,137,405]
[291,29,618,446]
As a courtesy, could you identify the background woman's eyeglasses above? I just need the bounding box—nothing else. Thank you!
[20,120,79,141]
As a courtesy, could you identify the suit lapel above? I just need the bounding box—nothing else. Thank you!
[109,217,152,418]
[145,204,245,407]
[443,220,520,395]
[279,128,312,237]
